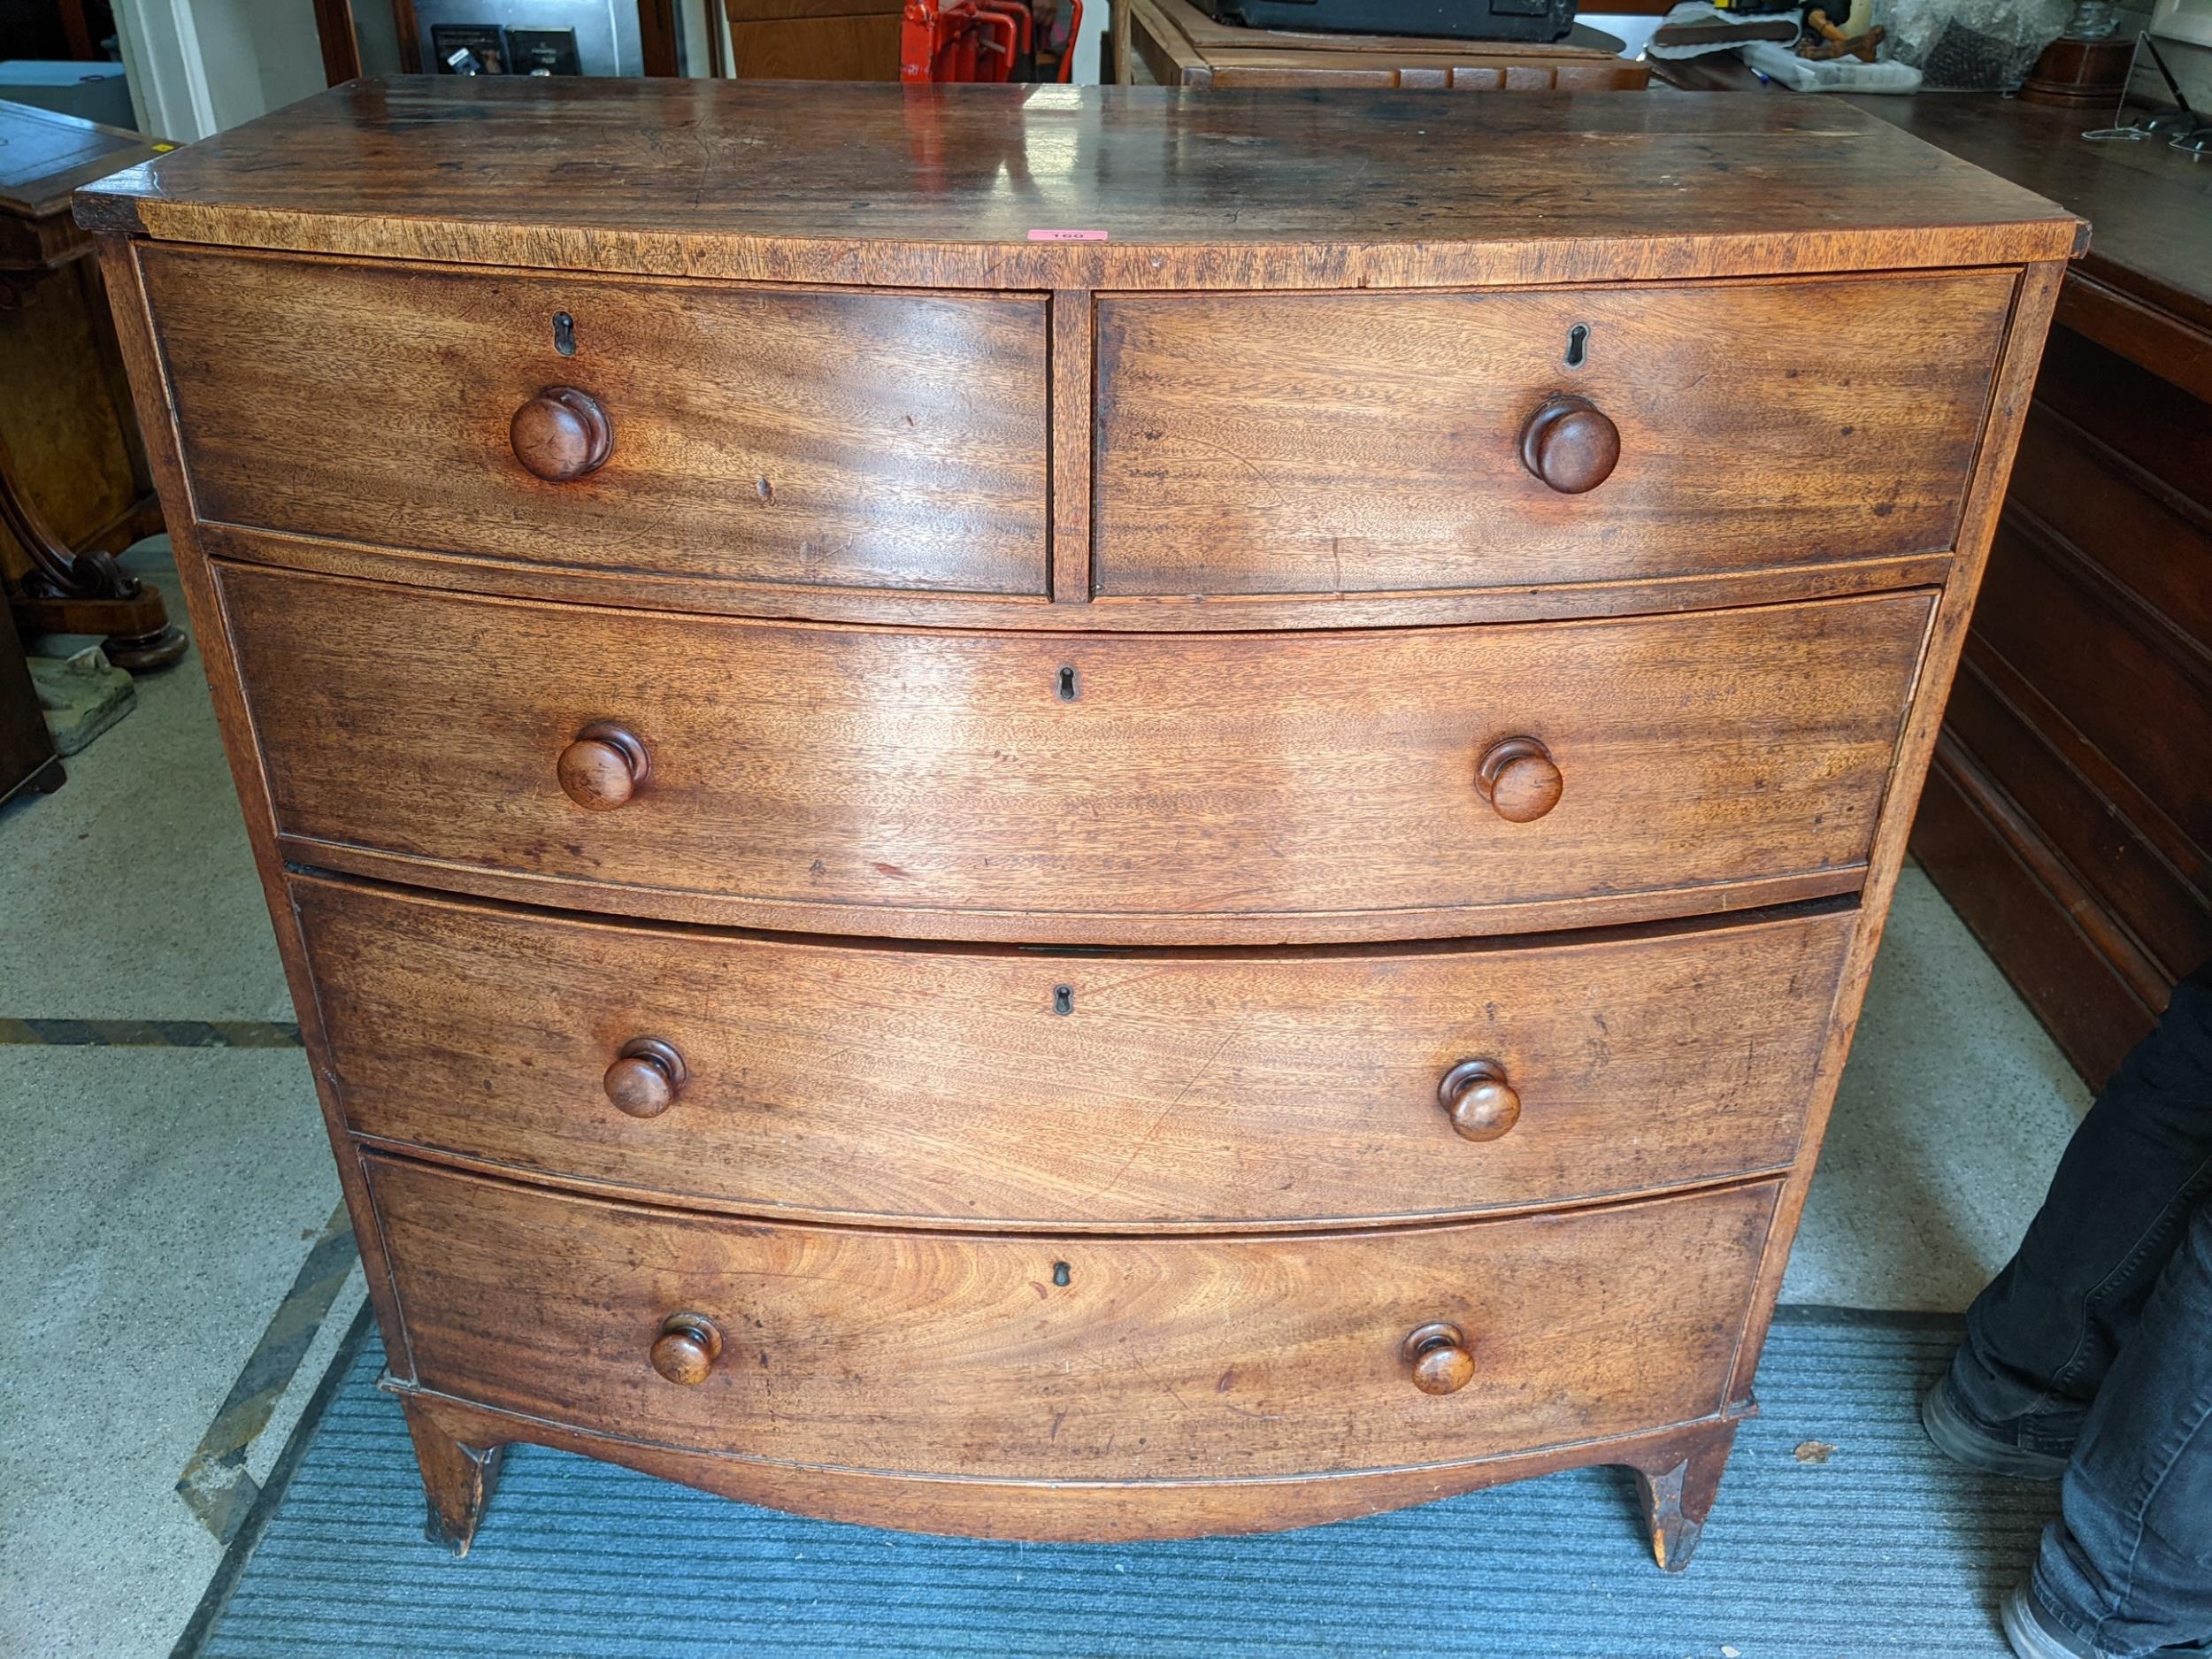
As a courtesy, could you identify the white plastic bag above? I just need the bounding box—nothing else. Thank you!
[1741,36,1925,86]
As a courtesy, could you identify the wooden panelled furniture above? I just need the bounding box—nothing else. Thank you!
[79,79,2077,1566]
[1112,0,1647,88]
[0,100,183,672]
[722,0,903,78]
[1851,95,2212,1087]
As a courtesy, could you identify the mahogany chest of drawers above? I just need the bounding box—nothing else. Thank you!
[78,79,2078,1567]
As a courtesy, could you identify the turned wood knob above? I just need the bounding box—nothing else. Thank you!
[511,386,613,482]
[1439,1058,1521,1142]
[1520,394,1620,495]
[604,1037,686,1118]
[649,1313,722,1385]
[1402,1322,1476,1396]
[557,721,649,810]
[1475,736,1563,824]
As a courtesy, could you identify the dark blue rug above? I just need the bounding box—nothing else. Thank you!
[180,1310,2056,1659]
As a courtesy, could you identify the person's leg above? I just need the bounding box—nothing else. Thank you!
[2012,1195,2212,1657]
[1935,961,2212,1469]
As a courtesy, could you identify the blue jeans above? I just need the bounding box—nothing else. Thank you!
[1948,960,2212,1656]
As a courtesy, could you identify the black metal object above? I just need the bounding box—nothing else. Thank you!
[1188,0,1577,45]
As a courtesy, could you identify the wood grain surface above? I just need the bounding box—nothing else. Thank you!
[188,517,1957,634]
[369,1153,1778,1482]
[142,246,1049,595]
[294,873,1851,1228]
[390,1382,1747,1542]
[74,80,2082,289]
[1122,0,1649,88]
[219,563,1933,944]
[1094,274,2011,596]
[80,76,2078,1557]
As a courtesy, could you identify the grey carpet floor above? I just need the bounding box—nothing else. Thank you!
[182,1310,2057,1659]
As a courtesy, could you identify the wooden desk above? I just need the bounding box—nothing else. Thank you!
[1114,0,1646,87]
[1854,95,2212,1084]
[0,100,185,671]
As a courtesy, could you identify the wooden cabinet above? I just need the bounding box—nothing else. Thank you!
[80,78,2076,1564]
[1851,96,2212,1087]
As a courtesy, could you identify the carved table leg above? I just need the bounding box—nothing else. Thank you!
[402,1397,506,1558]
[1632,1419,1741,1572]
[0,434,186,672]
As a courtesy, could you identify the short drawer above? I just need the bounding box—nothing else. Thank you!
[296,873,1850,1227]
[141,245,1048,595]
[222,564,1932,943]
[1094,272,2013,598]
[370,1156,1778,1481]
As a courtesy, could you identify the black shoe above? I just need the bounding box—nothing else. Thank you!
[1923,1377,2070,1481]
[2002,1582,2212,1659]
[2006,1584,2108,1659]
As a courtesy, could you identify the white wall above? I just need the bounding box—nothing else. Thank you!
[112,0,330,139]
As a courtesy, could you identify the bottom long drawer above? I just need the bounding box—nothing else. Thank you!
[370,1156,1778,1483]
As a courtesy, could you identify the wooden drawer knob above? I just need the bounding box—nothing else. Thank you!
[1439,1058,1521,1142]
[1475,736,1563,824]
[1520,394,1620,495]
[557,721,649,810]
[1402,1322,1476,1396]
[649,1313,722,1386]
[511,386,613,482]
[605,1037,686,1118]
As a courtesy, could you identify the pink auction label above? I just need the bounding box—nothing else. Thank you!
[1027,228,1110,242]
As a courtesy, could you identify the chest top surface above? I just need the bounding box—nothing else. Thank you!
[74,78,2078,289]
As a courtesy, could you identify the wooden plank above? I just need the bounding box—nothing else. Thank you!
[218,561,1932,946]
[370,1153,1778,1489]
[73,80,2084,288]
[1725,258,2070,1406]
[296,872,1850,1230]
[1049,289,1094,603]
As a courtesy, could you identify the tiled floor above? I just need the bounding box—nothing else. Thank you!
[0,541,2090,1659]
[1,546,365,1659]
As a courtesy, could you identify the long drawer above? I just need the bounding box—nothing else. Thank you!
[1094,273,2014,598]
[141,246,1050,596]
[223,564,1933,943]
[371,1155,1778,1481]
[296,873,1850,1227]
